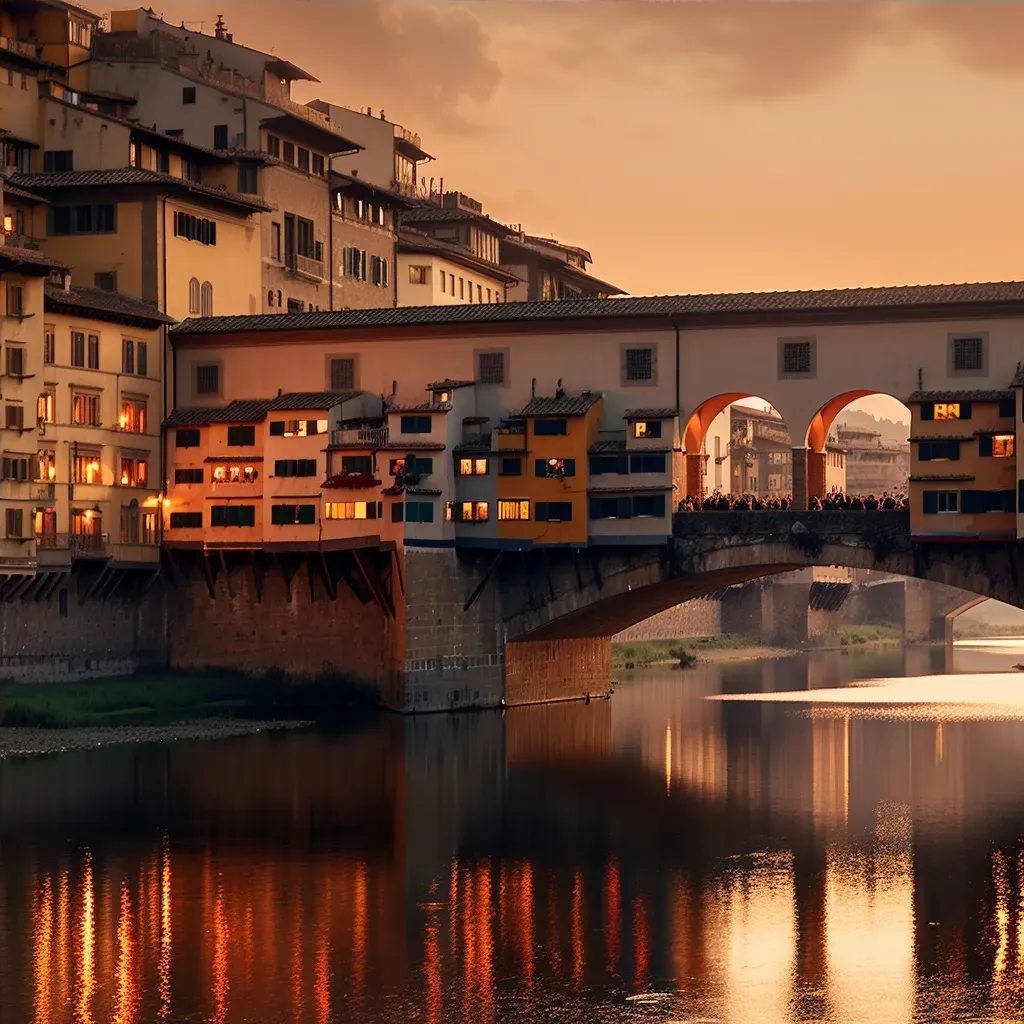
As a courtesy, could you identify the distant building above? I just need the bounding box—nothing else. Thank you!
[836,426,910,495]
[502,231,625,302]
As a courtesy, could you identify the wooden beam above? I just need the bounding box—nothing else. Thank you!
[391,547,405,597]
[138,568,161,599]
[201,554,217,599]
[463,551,503,613]
[218,549,233,599]
[306,553,316,603]
[250,550,264,603]
[80,567,112,605]
[318,551,337,601]
[8,574,38,602]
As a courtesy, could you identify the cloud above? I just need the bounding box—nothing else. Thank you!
[148,0,501,132]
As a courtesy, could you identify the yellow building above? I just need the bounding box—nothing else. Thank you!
[501,392,603,546]
[37,278,173,566]
[907,388,1017,540]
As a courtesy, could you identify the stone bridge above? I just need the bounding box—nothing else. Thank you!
[426,511,1024,708]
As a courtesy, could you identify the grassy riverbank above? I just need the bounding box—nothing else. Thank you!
[832,624,904,648]
[0,669,377,730]
[613,634,770,669]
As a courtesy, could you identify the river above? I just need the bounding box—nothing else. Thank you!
[2,642,1024,1023]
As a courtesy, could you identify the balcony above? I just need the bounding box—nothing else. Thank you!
[0,35,43,62]
[330,426,389,448]
[35,482,56,501]
[3,232,44,251]
[294,253,324,280]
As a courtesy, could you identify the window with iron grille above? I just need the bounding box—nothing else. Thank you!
[623,346,654,382]
[196,364,220,395]
[781,340,813,375]
[952,336,984,373]
[477,351,505,385]
[330,357,355,390]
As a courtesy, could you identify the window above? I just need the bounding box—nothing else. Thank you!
[931,402,970,421]
[68,17,92,47]
[138,342,148,378]
[283,142,296,165]
[210,505,256,527]
[44,327,55,365]
[50,204,115,234]
[270,419,327,438]
[296,216,315,258]
[157,150,170,173]
[477,284,483,303]
[324,501,381,520]
[499,457,522,476]
[1,456,29,482]
[312,153,325,177]
[498,499,530,521]
[196,364,220,395]
[72,453,101,483]
[590,496,632,520]
[211,465,258,484]
[185,157,203,180]
[122,339,134,375]
[917,440,961,462]
[227,425,256,447]
[43,150,74,172]
[271,503,316,525]
[1000,399,1016,419]
[405,501,435,523]
[371,256,389,287]
[175,468,204,484]
[200,281,213,317]
[446,501,489,522]
[6,508,23,540]
[341,455,373,474]
[267,134,281,158]
[71,393,100,426]
[467,281,474,303]
[37,390,55,423]
[4,403,23,431]
[271,222,282,261]
[182,86,196,104]
[535,457,576,478]
[982,434,1015,457]
[120,506,157,545]
[37,449,56,481]
[189,277,201,314]
[624,345,655,383]
[95,271,117,292]
[170,512,203,529]
[390,456,432,476]
[401,415,432,434]
[533,419,567,436]
[630,453,666,473]
[535,501,572,522]
[237,163,257,193]
[391,503,404,523]
[477,351,506,385]
[959,489,1016,514]
[5,346,24,378]
[590,454,629,475]
[409,265,429,285]
[5,284,23,317]
[779,338,815,377]
[297,148,310,173]
[86,334,99,369]
[119,457,148,487]
[119,398,147,433]
[273,459,318,477]
[459,278,465,299]
[951,335,985,374]
[329,357,355,390]
[174,212,217,246]
[450,273,455,294]
[176,428,200,448]
[213,124,229,150]
[633,494,666,517]
[458,458,489,476]
[633,420,662,439]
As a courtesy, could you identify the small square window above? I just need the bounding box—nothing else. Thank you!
[182,86,196,104]
[196,364,220,395]
[477,351,506,385]
[624,347,653,382]
[780,339,815,377]
[951,335,985,374]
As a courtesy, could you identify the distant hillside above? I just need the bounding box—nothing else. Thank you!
[835,408,909,446]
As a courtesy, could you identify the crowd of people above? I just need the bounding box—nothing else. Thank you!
[678,490,909,512]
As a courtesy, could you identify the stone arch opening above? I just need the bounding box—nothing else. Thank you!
[803,391,910,502]
[683,393,792,501]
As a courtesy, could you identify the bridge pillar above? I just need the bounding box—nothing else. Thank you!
[807,449,826,500]
[685,453,704,500]
[505,637,612,706]
[791,447,808,510]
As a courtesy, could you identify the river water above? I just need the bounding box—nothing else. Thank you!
[3,642,1024,1023]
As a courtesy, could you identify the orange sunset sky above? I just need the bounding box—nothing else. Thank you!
[112,0,1024,301]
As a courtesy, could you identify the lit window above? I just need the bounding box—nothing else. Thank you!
[633,420,662,439]
[119,457,148,487]
[934,403,961,420]
[498,499,530,521]
[458,457,488,476]
[119,398,147,433]
[324,501,380,520]
[445,501,489,522]
[992,434,1015,457]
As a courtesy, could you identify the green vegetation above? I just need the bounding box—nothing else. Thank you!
[952,620,1024,640]
[612,634,759,669]
[837,624,904,647]
[0,668,378,730]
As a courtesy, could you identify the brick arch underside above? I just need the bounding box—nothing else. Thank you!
[508,539,1021,643]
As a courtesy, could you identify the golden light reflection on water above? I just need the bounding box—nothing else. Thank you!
[158,842,171,1021]
[111,880,138,1024]
[76,852,95,1024]
[211,883,229,1024]
[34,874,53,1024]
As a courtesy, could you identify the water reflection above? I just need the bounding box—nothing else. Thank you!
[4,645,1024,1022]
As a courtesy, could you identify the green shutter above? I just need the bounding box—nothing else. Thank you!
[564,458,576,477]
[269,421,285,436]
[536,503,549,522]
[960,402,972,420]
[979,435,993,457]
[920,404,934,421]
[535,459,546,477]
[298,505,316,525]
[922,491,938,515]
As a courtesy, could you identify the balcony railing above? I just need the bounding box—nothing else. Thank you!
[35,533,68,551]
[394,125,423,149]
[0,35,42,60]
[330,427,389,447]
[35,482,56,501]
[294,253,324,279]
[3,231,44,251]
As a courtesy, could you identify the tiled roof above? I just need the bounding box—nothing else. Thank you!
[1,182,48,204]
[44,282,175,326]
[163,400,273,427]
[332,172,416,208]
[170,280,1024,337]
[453,440,492,455]
[426,378,476,390]
[1010,363,1024,388]
[398,228,521,284]
[380,441,446,451]
[388,401,451,413]
[906,390,1014,403]
[404,486,442,496]
[8,169,272,213]
[587,483,675,493]
[909,474,976,482]
[0,244,68,273]
[401,206,513,234]
[907,435,976,443]
[522,394,602,417]
[522,234,593,262]
[268,390,361,411]
[589,440,672,454]
[623,408,678,420]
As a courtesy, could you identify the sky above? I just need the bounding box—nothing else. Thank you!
[106,0,1024,425]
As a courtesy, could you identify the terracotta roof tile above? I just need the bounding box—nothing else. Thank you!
[44,282,175,326]
[906,389,1014,403]
[623,408,678,420]
[0,245,68,274]
[163,400,273,428]
[268,390,362,411]
[522,394,601,417]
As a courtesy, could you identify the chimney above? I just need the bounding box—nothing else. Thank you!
[214,14,226,39]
